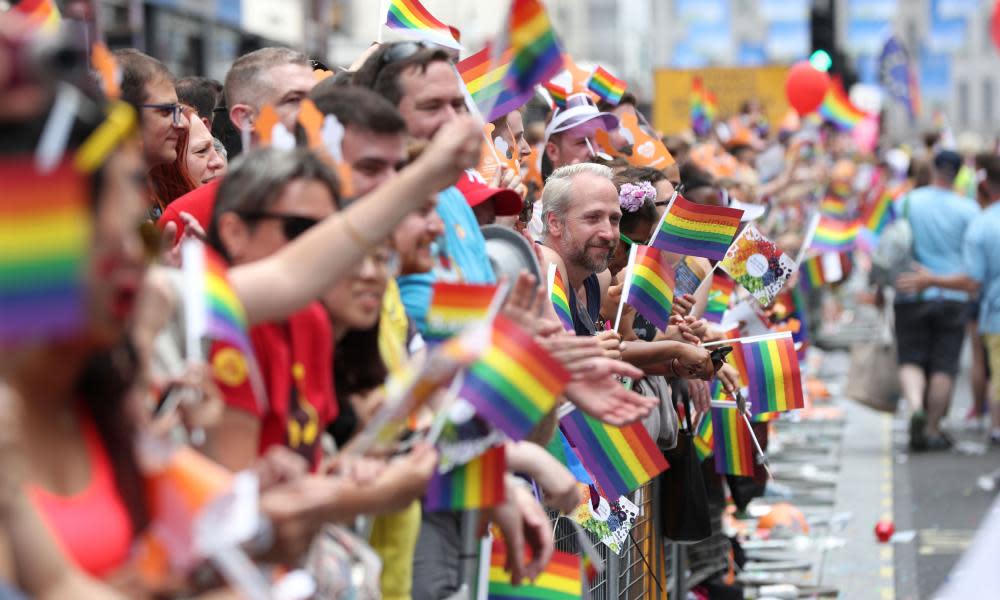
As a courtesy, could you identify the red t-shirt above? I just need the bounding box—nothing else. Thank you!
[210,302,337,470]
[157,178,221,239]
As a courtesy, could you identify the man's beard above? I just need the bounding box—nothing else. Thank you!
[563,228,616,273]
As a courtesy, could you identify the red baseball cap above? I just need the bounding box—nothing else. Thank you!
[456,169,523,216]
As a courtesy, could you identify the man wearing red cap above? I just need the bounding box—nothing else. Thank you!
[455,169,523,226]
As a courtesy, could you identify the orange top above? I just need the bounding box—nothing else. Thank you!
[27,417,134,578]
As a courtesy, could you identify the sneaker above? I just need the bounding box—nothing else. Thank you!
[909,411,928,451]
[924,434,953,451]
[989,431,1000,447]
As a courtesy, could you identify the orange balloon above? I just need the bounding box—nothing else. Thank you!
[757,502,809,536]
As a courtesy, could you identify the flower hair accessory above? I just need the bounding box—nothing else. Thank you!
[618,181,656,213]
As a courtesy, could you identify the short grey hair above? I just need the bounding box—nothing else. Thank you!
[208,148,340,259]
[223,47,310,110]
[541,163,614,237]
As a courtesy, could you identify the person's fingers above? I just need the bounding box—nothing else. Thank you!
[160,221,178,255]
[179,211,207,240]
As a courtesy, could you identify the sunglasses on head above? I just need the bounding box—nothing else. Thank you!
[239,211,319,240]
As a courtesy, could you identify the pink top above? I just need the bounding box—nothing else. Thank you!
[27,417,134,578]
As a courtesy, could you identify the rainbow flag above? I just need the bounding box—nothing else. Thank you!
[548,265,573,331]
[545,429,593,485]
[712,404,755,476]
[204,247,253,354]
[425,282,498,342]
[693,412,714,461]
[819,194,849,217]
[459,315,570,441]
[495,0,564,119]
[799,255,827,291]
[587,66,627,105]
[1,158,90,344]
[705,272,735,324]
[862,189,895,234]
[560,409,669,500]
[690,77,712,136]
[424,445,506,511]
[810,215,859,253]
[582,555,599,584]
[798,252,849,292]
[542,81,569,108]
[624,245,675,332]
[741,332,804,416]
[489,539,581,600]
[457,46,535,122]
[650,194,744,261]
[384,0,461,49]
[11,0,61,34]
[819,78,869,131]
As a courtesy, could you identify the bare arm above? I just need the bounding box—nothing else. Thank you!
[204,408,262,472]
[896,270,980,295]
[231,116,482,325]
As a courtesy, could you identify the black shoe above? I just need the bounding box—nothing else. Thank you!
[924,434,953,451]
[909,411,928,451]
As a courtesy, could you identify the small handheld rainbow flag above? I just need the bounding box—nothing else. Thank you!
[424,445,506,511]
[545,429,593,485]
[560,409,669,500]
[798,252,849,291]
[492,0,564,120]
[11,0,61,34]
[384,0,461,49]
[799,254,828,291]
[204,247,253,354]
[624,245,676,332]
[740,332,804,416]
[587,66,627,105]
[862,189,895,234]
[810,215,859,253]
[547,263,573,331]
[541,81,569,109]
[690,77,715,136]
[819,194,849,217]
[488,538,582,600]
[693,412,714,461]
[705,272,735,323]
[819,77,869,131]
[457,46,535,122]
[711,403,755,476]
[1,158,90,345]
[459,315,570,441]
[425,282,499,343]
[650,194,744,261]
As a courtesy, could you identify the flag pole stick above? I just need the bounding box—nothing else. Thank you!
[451,63,504,166]
[646,189,679,246]
[613,244,639,332]
[376,0,385,43]
[741,410,773,479]
[703,330,792,347]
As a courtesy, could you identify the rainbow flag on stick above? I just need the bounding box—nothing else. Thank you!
[705,272,735,323]
[819,77,869,131]
[384,0,461,49]
[624,245,676,332]
[545,429,593,485]
[1,158,90,344]
[819,194,849,217]
[650,194,744,261]
[457,46,535,122]
[491,0,564,120]
[711,403,755,476]
[798,252,849,291]
[488,538,582,599]
[547,263,573,331]
[810,215,859,253]
[424,445,506,511]
[560,409,669,500]
[425,282,499,343]
[690,76,712,136]
[587,66,627,105]
[862,189,895,234]
[11,0,61,34]
[739,332,804,416]
[693,412,714,461]
[459,315,570,441]
[541,81,569,108]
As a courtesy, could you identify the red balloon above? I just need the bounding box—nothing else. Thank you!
[785,61,831,116]
[874,519,895,543]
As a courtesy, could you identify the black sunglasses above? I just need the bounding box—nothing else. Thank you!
[239,211,319,240]
[654,188,679,208]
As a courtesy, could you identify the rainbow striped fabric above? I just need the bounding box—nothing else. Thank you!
[12,0,60,33]
[740,332,804,416]
[811,215,859,253]
[587,66,627,105]
[693,412,714,461]
[799,255,828,291]
[560,409,669,500]
[798,253,850,291]
[489,539,582,600]
[425,282,497,342]
[204,247,253,354]
[459,315,570,441]
[1,158,90,344]
[690,77,716,136]
[384,0,460,49]
[650,194,744,261]
[819,194,849,217]
[545,429,593,485]
[625,245,675,332]
[424,445,506,511]
[457,46,535,122]
[548,265,573,331]
[712,403,755,476]
[819,78,869,131]
[542,81,569,108]
[705,272,735,323]
[496,0,564,117]
[862,189,895,234]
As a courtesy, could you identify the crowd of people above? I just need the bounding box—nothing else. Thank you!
[2,3,999,600]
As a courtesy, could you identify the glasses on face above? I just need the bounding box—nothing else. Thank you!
[239,211,320,240]
[654,188,678,208]
[142,102,185,127]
